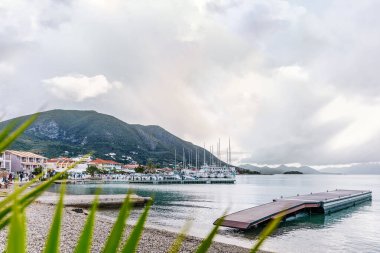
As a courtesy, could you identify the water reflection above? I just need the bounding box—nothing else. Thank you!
[48,175,380,253]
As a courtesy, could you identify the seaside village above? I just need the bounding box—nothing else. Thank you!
[0,149,237,187]
[0,150,142,187]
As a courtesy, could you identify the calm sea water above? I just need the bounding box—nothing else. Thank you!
[49,175,380,253]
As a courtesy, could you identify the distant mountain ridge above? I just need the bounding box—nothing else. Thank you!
[320,163,380,174]
[0,109,220,166]
[240,164,321,174]
[241,163,380,175]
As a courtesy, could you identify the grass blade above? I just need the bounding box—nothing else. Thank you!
[19,154,91,206]
[73,191,100,253]
[0,215,10,230]
[120,199,152,253]
[250,213,283,253]
[101,193,132,253]
[0,155,90,231]
[0,113,39,152]
[6,189,26,253]
[0,173,43,210]
[0,161,78,222]
[195,213,225,253]
[168,220,192,253]
[0,120,17,143]
[43,183,66,253]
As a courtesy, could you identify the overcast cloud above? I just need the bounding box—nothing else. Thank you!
[1,0,380,166]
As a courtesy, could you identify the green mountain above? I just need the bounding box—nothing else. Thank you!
[0,109,220,166]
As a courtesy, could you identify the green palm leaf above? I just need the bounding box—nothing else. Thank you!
[167,220,192,253]
[0,156,89,225]
[73,191,100,253]
[6,188,26,253]
[43,183,66,253]
[250,213,283,253]
[0,173,43,211]
[0,120,17,143]
[0,113,38,152]
[195,213,225,253]
[120,199,152,253]
[102,193,132,253]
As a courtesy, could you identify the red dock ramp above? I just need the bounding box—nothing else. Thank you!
[216,189,371,230]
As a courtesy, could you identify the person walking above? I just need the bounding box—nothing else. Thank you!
[20,172,24,182]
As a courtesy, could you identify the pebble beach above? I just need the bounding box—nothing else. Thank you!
[0,201,257,253]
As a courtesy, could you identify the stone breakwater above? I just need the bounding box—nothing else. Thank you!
[0,203,261,253]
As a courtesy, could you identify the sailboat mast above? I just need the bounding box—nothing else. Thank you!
[183,147,185,169]
[218,138,221,167]
[229,138,231,165]
[196,148,198,170]
[203,143,206,165]
[174,148,176,170]
[226,147,228,167]
[209,146,212,165]
[211,145,214,165]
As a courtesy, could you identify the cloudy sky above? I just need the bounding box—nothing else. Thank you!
[1,0,380,166]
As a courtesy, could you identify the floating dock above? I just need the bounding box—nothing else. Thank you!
[216,189,372,230]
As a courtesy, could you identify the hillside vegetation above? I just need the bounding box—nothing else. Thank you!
[0,109,219,166]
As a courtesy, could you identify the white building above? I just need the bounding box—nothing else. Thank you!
[46,157,76,171]
[46,157,88,173]
[0,153,6,170]
[87,159,123,171]
[0,150,47,173]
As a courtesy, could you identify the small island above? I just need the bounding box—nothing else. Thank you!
[283,171,303,174]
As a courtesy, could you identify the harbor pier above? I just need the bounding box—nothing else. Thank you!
[215,189,372,230]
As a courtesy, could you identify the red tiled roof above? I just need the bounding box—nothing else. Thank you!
[123,164,139,169]
[47,157,75,163]
[89,159,121,165]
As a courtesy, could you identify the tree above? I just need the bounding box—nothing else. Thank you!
[86,166,99,177]
[32,166,43,176]
[147,159,154,169]
[59,172,69,180]
[135,165,145,173]
[145,159,156,174]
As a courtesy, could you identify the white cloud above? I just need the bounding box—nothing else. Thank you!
[44,74,121,101]
[0,62,14,75]
[2,0,380,165]
[315,96,380,150]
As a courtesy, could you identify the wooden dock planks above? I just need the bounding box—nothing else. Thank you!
[216,189,371,230]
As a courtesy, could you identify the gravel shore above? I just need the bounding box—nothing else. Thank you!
[0,203,257,253]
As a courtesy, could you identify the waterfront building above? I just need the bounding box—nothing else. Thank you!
[0,150,47,173]
[46,157,77,171]
[87,158,123,171]
[122,164,139,173]
[0,153,6,170]
[123,164,139,170]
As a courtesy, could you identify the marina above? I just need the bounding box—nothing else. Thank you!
[50,174,380,253]
[55,178,236,185]
[216,189,372,230]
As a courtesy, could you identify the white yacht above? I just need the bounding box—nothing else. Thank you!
[198,164,236,179]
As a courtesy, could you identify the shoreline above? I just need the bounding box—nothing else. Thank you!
[0,200,266,253]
